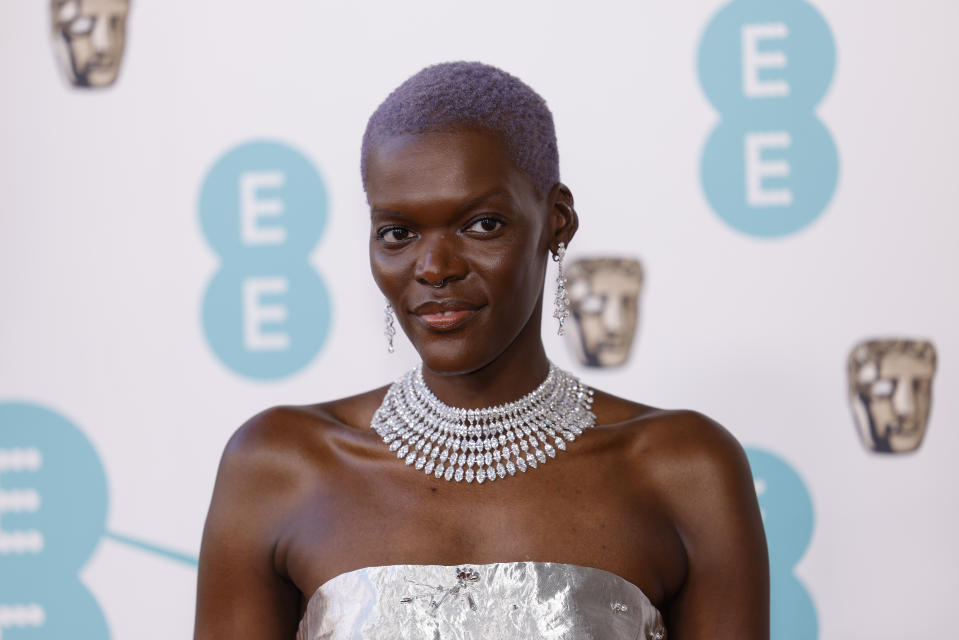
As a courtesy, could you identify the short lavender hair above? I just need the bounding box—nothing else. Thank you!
[361,61,559,197]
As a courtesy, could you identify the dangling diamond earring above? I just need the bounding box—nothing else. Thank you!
[384,300,396,353]
[552,242,570,336]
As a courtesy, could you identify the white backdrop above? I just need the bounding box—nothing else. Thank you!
[1,1,958,638]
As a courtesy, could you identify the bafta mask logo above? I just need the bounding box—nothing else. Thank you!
[847,339,937,454]
[51,0,130,88]
[564,258,644,368]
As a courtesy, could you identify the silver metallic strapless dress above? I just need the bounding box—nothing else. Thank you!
[296,562,666,639]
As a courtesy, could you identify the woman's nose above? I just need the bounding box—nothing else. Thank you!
[414,234,467,287]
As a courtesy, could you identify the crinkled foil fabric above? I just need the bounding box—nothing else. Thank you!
[296,561,666,640]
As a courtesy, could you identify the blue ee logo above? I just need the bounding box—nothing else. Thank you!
[746,447,817,639]
[0,403,110,639]
[699,0,839,237]
[199,141,332,380]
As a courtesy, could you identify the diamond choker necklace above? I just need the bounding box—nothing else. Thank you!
[371,362,596,484]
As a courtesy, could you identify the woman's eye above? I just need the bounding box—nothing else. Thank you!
[378,227,416,243]
[465,218,504,234]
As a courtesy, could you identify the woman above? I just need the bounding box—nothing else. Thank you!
[195,61,769,639]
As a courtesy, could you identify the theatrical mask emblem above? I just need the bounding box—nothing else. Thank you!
[564,258,644,368]
[50,0,130,88]
[847,339,937,454]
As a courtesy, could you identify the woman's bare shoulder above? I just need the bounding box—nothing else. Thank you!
[591,388,752,497]
[214,385,391,488]
[225,386,388,451]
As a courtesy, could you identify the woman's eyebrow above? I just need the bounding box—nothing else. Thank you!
[370,207,413,220]
[456,188,515,215]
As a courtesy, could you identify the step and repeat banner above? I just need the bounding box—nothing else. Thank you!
[1,1,956,638]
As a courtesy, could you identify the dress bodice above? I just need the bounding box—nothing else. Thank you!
[296,561,666,640]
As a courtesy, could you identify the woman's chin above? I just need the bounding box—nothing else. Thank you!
[414,341,496,377]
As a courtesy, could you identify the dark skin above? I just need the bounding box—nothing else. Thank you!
[194,129,769,639]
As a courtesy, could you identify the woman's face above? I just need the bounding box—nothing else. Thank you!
[366,129,557,374]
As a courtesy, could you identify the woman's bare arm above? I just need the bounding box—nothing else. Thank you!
[655,411,770,639]
[194,410,306,639]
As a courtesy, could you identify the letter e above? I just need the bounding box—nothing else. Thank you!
[742,23,789,98]
[745,132,793,207]
[242,277,291,352]
[240,171,287,246]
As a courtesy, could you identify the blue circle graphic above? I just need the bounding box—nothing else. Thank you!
[0,402,110,638]
[701,116,838,237]
[698,0,836,115]
[199,140,328,262]
[202,265,332,380]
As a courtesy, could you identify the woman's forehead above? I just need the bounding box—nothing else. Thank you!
[365,130,539,209]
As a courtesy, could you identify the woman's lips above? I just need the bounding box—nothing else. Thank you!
[411,300,483,331]
[416,309,478,331]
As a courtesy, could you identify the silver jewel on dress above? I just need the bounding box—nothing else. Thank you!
[400,567,481,616]
[384,301,396,354]
[371,362,595,483]
[552,242,570,336]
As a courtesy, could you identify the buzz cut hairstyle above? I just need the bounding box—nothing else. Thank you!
[361,61,560,197]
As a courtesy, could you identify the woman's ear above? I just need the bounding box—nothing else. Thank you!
[548,182,579,252]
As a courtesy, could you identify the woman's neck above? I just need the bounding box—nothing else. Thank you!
[419,323,551,410]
